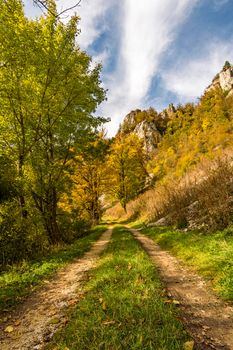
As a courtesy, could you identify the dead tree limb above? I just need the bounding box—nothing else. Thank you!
[33,0,82,18]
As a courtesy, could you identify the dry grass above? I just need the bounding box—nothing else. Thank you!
[125,153,233,231]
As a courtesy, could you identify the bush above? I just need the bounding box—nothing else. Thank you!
[0,200,48,267]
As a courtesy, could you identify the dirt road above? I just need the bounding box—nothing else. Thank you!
[0,228,112,350]
[130,227,233,350]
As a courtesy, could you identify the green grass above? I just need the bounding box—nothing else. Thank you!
[137,224,233,301]
[0,225,106,314]
[47,226,188,350]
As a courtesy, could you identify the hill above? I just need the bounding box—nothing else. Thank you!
[105,62,233,231]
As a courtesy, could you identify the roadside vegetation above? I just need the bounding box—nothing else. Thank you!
[47,226,189,350]
[122,155,233,231]
[135,224,233,301]
[0,0,108,267]
[0,225,106,314]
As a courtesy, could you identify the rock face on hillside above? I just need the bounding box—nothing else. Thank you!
[134,121,162,154]
[119,105,175,155]
[219,68,233,91]
[206,62,233,95]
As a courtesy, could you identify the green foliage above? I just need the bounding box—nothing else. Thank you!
[223,60,231,70]
[0,200,48,265]
[0,0,107,262]
[47,226,188,349]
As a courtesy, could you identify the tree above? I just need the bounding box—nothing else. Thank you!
[223,60,231,71]
[106,134,147,211]
[0,0,42,217]
[0,0,106,243]
[61,133,110,227]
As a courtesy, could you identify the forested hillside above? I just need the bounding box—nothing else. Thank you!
[106,62,233,232]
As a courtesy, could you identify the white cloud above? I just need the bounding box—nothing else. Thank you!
[92,49,110,66]
[161,40,233,102]
[56,0,111,50]
[99,0,200,136]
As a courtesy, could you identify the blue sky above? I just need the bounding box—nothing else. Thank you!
[23,0,233,136]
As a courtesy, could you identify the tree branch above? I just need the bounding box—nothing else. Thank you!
[33,0,82,18]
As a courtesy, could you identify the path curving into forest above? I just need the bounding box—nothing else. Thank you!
[0,228,112,350]
[129,227,233,350]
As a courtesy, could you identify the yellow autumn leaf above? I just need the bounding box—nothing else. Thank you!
[4,325,14,333]
[102,302,107,311]
[49,318,60,325]
[102,320,115,325]
[183,340,195,350]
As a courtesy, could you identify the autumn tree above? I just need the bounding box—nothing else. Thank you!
[60,133,110,228]
[106,134,147,211]
[0,0,106,244]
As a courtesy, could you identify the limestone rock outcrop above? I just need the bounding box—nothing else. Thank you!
[134,120,162,154]
[219,68,233,91]
[206,62,233,95]
[119,106,173,155]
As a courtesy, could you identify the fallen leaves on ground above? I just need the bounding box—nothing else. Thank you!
[102,320,115,325]
[165,299,180,305]
[4,325,14,333]
[183,340,195,350]
[102,302,107,311]
[49,317,60,325]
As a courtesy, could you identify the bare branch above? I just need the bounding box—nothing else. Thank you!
[33,0,82,18]
[58,0,81,17]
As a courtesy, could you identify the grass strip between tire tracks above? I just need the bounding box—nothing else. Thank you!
[47,225,189,350]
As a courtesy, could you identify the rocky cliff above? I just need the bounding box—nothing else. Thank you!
[206,61,233,95]
[119,105,175,155]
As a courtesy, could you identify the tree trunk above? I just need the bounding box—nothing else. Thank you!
[32,185,61,243]
[45,186,61,243]
[18,154,28,218]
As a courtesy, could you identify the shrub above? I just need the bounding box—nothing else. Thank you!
[0,200,48,267]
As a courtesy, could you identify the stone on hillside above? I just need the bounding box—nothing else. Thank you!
[206,62,233,95]
[147,216,170,227]
[219,68,233,91]
[134,120,162,153]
